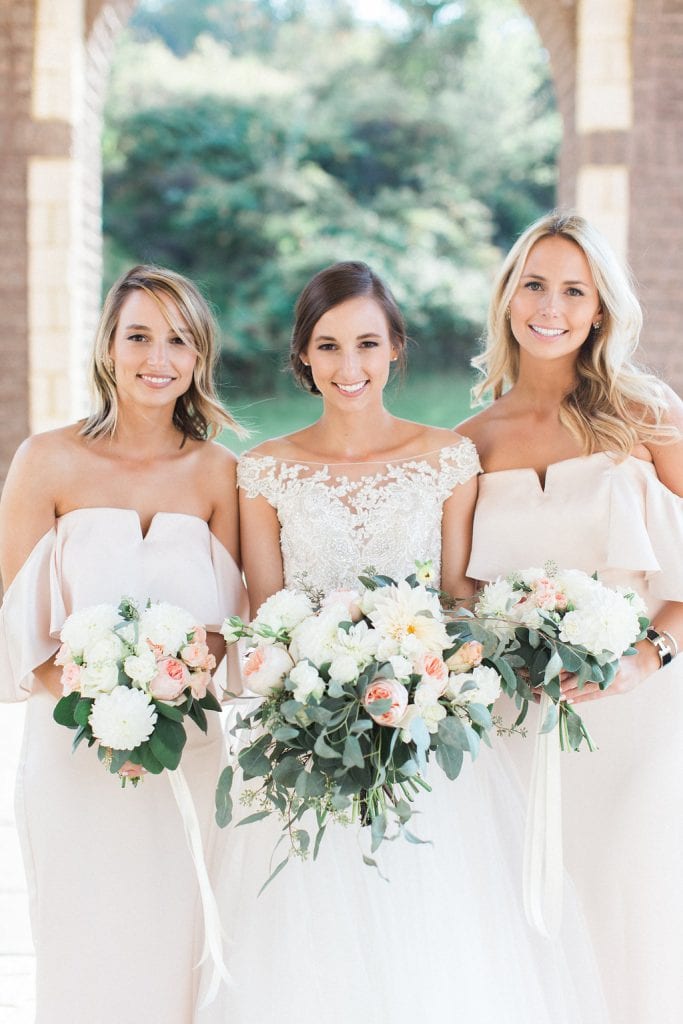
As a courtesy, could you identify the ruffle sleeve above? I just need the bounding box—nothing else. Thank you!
[0,528,66,702]
[207,534,249,701]
[606,461,683,602]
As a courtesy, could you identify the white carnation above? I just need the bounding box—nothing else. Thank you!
[138,602,195,656]
[79,661,120,698]
[89,685,157,750]
[252,589,314,638]
[328,654,360,685]
[60,604,119,658]
[289,661,325,703]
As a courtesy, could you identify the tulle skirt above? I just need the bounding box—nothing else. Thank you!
[197,740,608,1023]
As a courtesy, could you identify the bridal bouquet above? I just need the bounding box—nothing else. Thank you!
[53,598,221,782]
[474,565,649,750]
[216,568,502,882]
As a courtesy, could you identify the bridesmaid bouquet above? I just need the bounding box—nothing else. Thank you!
[474,564,649,750]
[216,567,502,884]
[53,598,221,783]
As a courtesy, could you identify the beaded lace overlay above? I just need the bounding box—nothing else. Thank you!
[237,439,480,592]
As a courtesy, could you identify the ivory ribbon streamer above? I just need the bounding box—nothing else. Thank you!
[523,693,563,938]
[168,767,231,1007]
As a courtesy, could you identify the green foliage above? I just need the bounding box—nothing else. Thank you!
[104,0,559,383]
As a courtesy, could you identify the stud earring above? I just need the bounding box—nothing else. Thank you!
[505,306,511,321]
[592,321,602,331]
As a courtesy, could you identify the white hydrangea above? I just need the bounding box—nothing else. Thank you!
[558,590,641,658]
[89,685,157,750]
[138,602,195,657]
[60,604,120,659]
[289,661,325,703]
[252,589,314,639]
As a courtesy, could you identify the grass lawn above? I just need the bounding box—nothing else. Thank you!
[220,372,477,454]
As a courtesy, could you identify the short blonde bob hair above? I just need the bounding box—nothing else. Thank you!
[473,210,678,454]
[81,265,246,442]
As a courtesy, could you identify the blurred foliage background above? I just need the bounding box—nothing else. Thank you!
[103,0,560,447]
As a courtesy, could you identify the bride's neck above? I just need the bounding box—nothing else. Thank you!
[308,405,396,460]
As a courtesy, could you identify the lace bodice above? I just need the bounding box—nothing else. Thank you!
[237,439,480,592]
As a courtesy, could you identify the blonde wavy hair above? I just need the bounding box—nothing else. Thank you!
[82,265,247,442]
[473,210,678,454]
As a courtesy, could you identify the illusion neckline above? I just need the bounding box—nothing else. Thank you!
[239,438,474,468]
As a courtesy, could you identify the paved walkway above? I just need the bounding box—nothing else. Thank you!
[0,706,34,1024]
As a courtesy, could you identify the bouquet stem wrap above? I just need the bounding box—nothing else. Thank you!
[168,767,231,1006]
[523,693,563,938]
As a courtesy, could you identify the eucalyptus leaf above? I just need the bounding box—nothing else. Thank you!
[154,700,185,722]
[313,824,327,860]
[239,735,272,779]
[139,741,164,774]
[314,733,341,759]
[370,811,387,853]
[543,649,564,686]
[258,856,290,896]
[467,703,492,730]
[342,734,365,769]
[237,810,272,826]
[540,701,559,734]
[436,742,463,780]
[215,765,234,827]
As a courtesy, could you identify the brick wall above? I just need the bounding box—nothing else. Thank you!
[0,0,33,483]
[630,0,683,387]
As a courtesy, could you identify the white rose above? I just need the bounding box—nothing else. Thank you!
[124,649,159,688]
[289,662,325,703]
[79,661,120,697]
[242,644,293,696]
[89,685,157,750]
[221,617,245,645]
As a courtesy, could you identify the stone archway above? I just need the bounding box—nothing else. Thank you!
[2,0,683,486]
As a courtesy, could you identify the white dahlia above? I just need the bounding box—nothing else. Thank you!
[89,686,157,750]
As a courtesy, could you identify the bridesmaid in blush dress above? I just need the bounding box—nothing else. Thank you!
[458,211,683,1024]
[0,266,246,1023]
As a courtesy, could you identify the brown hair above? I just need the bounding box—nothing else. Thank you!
[81,265,246,441]
[289,261,407,395]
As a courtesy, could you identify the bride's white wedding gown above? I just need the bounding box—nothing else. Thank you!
[198,440,608,1024]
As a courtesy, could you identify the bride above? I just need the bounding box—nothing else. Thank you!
[199,261,608,1023]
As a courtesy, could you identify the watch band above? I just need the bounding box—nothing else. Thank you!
[645,627,674,668]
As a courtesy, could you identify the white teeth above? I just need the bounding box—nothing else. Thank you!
[336,381,367,394]
[141,375,172,383]
[532,325,565,337]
